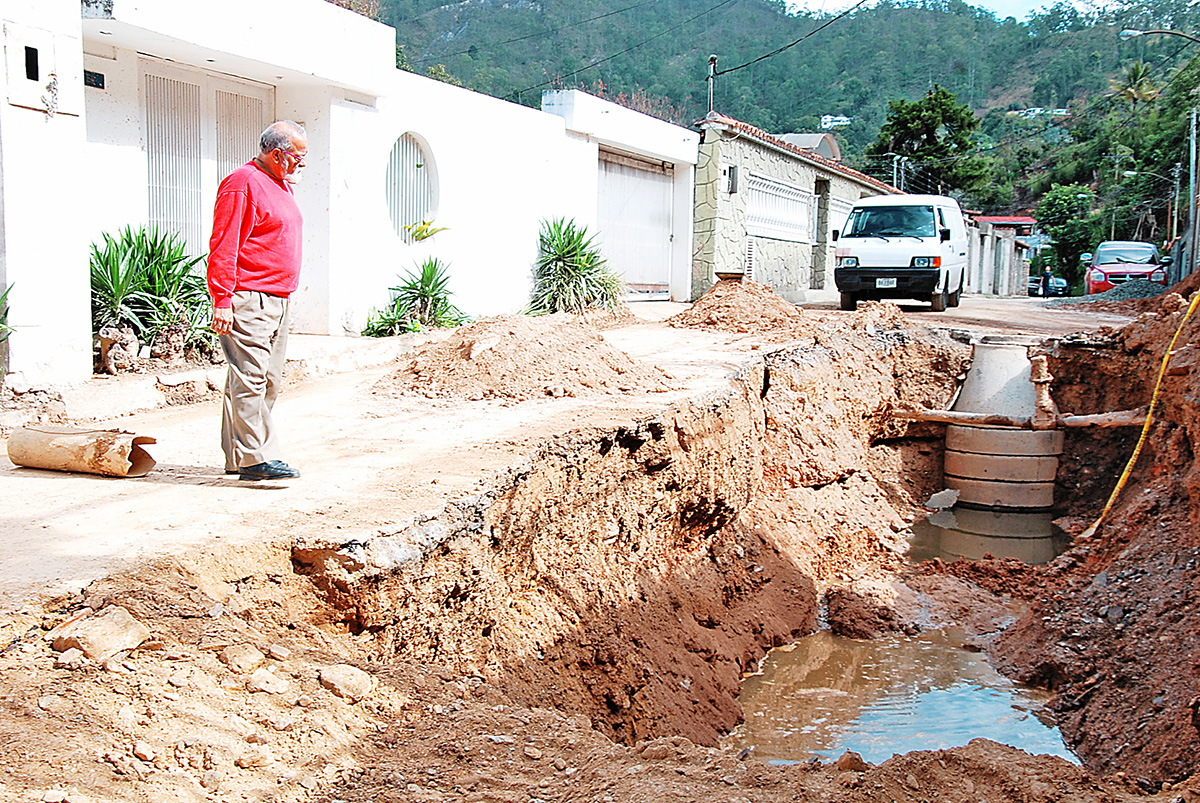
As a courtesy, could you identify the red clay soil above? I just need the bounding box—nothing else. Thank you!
[373,313,670,401]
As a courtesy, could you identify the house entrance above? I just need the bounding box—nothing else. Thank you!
[596,148,673,300]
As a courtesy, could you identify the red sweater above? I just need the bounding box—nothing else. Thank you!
[207,161,303,308]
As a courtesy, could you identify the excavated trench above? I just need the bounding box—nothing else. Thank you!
[292,302,1200,790]
[293,319,974,744]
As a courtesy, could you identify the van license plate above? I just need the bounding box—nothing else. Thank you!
[876,278,897,289]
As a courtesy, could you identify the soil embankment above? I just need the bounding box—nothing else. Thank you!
[1,283,1198,802]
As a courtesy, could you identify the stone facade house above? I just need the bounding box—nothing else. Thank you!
[692,112,897,302]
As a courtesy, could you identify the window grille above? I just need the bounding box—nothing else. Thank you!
[745,236,757,280]
[745,172,813,243]
[386,133,435,243]
[145,73,203,254]
[829,198,856,237]
[215,90,266,183]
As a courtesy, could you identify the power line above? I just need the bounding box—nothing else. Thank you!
[714,0,872,76]
[412,1,659,66]
[507,0,740,102]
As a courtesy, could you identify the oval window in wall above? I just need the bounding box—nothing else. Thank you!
[385,132,438,243]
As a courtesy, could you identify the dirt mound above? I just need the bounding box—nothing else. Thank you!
[375,314,669,401]
[667,280,816,339]
[574,302,640,330]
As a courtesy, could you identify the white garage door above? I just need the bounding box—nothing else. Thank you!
[596,149,673,299]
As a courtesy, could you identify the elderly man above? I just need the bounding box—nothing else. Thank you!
[207,120,307,481]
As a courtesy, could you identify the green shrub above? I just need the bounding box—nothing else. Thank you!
[362,257,465,337]
[528,218,623,315]
[89,226,209,347]
[0,283,12,344]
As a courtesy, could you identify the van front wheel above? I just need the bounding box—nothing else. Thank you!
[840,292,858,311]
[930,287,948,312]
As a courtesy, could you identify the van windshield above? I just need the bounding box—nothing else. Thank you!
[845,205,937,238]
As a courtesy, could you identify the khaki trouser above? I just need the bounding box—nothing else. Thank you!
[220,290,290,470]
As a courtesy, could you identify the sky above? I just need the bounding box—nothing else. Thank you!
[786,0,1063,22]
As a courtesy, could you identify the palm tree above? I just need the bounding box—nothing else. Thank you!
[1109,61,1160,113]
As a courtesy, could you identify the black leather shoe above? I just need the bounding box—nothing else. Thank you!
[238,460,300,481]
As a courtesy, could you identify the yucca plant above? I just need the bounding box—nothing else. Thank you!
[90,226,208,344]
[0,283,12,344]
[362,257,465,337]
[528,218,623,314]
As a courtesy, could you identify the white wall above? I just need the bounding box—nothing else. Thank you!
[304,75,597,335]
[0,0,93,385]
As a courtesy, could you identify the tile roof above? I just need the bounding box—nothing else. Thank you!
[972,215,1037,226]
[697,112,899,194]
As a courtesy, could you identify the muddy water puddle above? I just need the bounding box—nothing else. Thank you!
[908,507,1072,565]
[725,630,1077,765]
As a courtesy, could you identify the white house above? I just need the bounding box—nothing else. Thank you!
[0,0,698,387]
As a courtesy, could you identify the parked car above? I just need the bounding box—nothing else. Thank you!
[1027,274,1069,296]
[833,194,969,312]
[1086,241,1170,294]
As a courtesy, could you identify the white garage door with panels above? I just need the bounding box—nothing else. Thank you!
[596,149,673,299]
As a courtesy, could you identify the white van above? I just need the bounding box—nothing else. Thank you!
[833,194,969,312]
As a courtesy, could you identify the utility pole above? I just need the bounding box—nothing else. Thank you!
[1172,162,1182,242]
[1190,109,1197,279]
[706,55,718,114]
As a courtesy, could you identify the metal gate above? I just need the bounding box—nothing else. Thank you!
[596,149,673,299]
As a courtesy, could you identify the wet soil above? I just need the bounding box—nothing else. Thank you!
[1,282,1199,803]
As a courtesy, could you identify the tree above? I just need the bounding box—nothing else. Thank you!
[865,84,990,196]
[1037,184,1097,286]
[1109,60,1160,115]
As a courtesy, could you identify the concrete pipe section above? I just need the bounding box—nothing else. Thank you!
[945,336,1062,510]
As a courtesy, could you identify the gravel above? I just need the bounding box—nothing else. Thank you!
[1047,279,1167,305]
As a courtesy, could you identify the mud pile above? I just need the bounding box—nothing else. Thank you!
[374,313,669,401]
[667,279,815,339]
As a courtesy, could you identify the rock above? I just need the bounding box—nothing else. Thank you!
[38,695,71,715]
[268,715,296,732]
[523,746,543,760]
[41,791,67,803]
[219,644,265,674]
[235,747,273,768]
[267,644,292,661]
[167,670,190,688]
[247,668,290,694]
[132,741,155,762]
[838,771,863,788]
[553,757,568,771]
[924,488,960,510]
[319,664,374,702]
[54,648,85,668]
[200,770,221,791]
[905,773,921,790]
[639,744,671,760]
[51,606,150,661]
[964,779,976,794]
[834,750,870,772]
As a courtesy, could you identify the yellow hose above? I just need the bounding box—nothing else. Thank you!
[1080,289,1200,539]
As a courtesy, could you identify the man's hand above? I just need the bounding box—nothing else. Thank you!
[212,305,233,336]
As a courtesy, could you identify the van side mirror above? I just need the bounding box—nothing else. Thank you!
[939,227,951,242]
[832,230,839,241]
[1162,255,1174,266]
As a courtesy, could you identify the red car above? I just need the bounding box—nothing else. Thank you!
[1086,241,1169,294]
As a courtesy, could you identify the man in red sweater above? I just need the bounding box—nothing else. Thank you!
[207,120,307,481]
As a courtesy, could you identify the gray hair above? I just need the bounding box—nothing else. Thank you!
[260,120,306,153]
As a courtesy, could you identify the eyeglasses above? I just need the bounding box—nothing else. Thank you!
[278,149,306,165]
